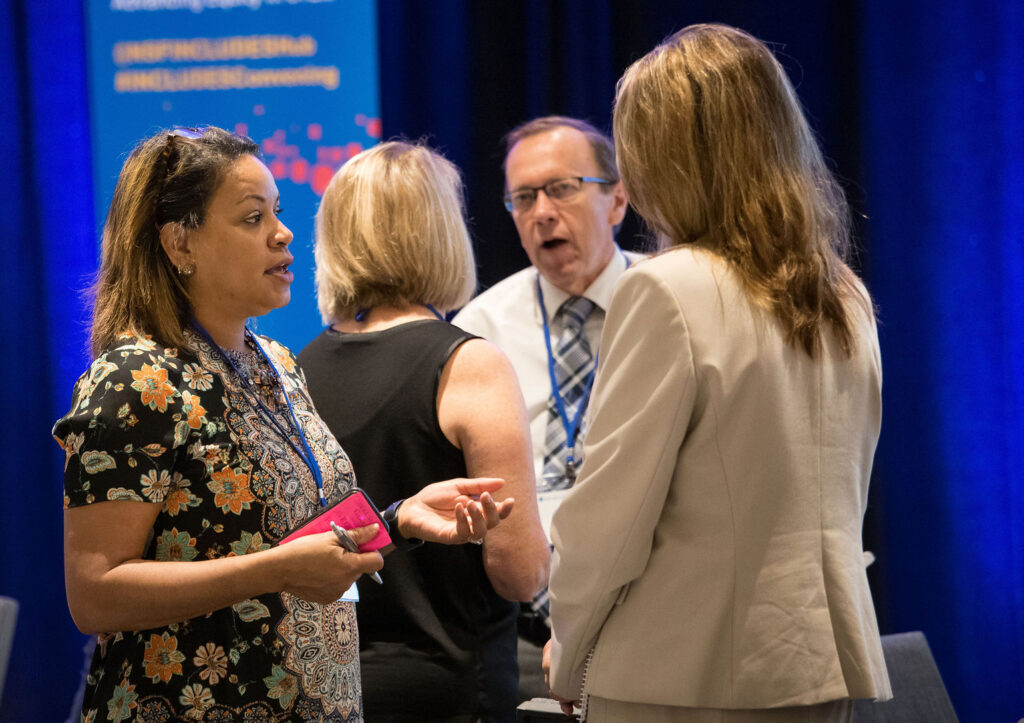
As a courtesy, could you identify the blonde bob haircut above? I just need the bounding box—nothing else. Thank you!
[614,23,869,357]
[315,141,476,322]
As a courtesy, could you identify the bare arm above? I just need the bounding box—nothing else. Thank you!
[64,500,383,634]
[437,339,550,601]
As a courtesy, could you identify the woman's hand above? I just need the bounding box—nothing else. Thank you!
[275,524,384,603]
[398,477,514,545]
[64,503,384,634]
[542,639,579,715]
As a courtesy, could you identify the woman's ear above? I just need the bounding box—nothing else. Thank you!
[159,222,193,272]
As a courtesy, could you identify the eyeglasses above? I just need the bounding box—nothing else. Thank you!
[168,126,204,140]
[159,127,204,173]
[161,126,204,162]
[503,176,613,213]
[156,127,205,219]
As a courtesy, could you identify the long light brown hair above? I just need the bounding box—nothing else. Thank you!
[614,23,869,356]
[90,127,259,356]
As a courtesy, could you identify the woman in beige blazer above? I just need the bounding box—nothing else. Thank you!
[544,24,892,722]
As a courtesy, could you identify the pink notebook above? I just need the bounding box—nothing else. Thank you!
[278,487,392,551]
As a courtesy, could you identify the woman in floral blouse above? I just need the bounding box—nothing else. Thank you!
[54,126,512,722]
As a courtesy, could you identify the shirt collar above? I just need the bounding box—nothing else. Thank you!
[536,246,628,321]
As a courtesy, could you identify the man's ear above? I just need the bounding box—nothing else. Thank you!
[159,222,192,271]
[607,182,629,227]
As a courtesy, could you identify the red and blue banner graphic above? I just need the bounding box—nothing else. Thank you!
[86,0,380,349]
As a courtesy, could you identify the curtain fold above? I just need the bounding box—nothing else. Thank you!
[2,0,95,720]
[862,2,1024,720]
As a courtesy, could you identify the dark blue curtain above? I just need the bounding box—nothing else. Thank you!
[861,1,1024,720]
[378,1,864,289]
[2,0,96,721]
[2,2,1020,721]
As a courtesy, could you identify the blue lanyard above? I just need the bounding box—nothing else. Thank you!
[537,279,597,468]
[192,322,327,506]
[536,254,632,468]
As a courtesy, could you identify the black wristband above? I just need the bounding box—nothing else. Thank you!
[383,499,424,551]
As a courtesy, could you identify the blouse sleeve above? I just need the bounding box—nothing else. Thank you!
[53,340,199,509]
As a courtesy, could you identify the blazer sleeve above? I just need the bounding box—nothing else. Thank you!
[547,264,697,698]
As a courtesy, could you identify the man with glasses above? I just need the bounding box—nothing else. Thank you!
[453,116,641,699]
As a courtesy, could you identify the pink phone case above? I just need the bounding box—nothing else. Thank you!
[278,488,393,551]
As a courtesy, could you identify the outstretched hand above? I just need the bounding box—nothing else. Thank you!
[399,477,514,545]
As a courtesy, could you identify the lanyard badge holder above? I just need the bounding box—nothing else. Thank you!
[536,277,596,493]
[536,254,631,493]
[192,322,327,505]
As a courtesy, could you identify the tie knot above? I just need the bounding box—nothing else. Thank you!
[557,296,595,332]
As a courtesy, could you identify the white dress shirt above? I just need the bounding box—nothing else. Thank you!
[453,248,643,536]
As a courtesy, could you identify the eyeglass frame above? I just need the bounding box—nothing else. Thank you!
[159,126,205,176]
[162,126,205,153]
[503,176,613,213]
[155,127,207,223]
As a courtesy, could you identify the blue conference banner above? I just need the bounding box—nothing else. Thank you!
[86,0,380,351]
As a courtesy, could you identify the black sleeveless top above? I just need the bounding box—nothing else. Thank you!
[298,320,518,723]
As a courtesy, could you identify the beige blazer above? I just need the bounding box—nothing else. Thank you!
[548,247,891,709]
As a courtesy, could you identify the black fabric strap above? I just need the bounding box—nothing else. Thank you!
[383,499,424,551]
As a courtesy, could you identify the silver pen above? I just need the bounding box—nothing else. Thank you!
[330,521,383,585]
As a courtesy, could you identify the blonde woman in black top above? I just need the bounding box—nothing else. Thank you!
[301,141,550,722]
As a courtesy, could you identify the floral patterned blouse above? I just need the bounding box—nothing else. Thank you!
[54,331,364,722]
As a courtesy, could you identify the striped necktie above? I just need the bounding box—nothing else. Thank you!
[541,295,596,490]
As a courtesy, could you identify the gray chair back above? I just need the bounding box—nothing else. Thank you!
[852,631,958,722]
[0,596,18,705]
